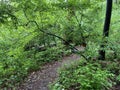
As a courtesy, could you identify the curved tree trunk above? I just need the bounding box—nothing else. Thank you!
[99,0,113,60]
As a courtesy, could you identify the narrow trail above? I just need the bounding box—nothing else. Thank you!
[17,46,120,90]
[18,47,83,90]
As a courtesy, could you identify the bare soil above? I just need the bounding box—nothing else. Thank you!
[18,53,81,90]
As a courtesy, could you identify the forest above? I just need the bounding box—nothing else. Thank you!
[0,0,120,90]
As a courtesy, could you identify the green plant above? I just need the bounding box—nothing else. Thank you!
[35,44,65,64]
[116,75,120,84]
[84,41,100,59]
[50,60,114,90]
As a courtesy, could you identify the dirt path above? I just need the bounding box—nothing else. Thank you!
[18,47,83,90]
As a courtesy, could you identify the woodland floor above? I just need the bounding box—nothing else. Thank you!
[17,46,120,90]
[17,46,83,90]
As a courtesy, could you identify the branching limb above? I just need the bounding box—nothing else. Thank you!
[25,20,88,60]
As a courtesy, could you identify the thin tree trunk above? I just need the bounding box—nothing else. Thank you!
[99,0,113,60]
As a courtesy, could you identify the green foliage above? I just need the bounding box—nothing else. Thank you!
[0,0,120,89]
[35,44,65,64]
[116,75,120,83]
[84,41,100,59]
[50,60,114,90]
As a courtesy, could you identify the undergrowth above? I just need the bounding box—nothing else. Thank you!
[50,59,115,90]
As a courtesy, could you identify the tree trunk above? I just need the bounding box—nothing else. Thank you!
[99,0,113,60]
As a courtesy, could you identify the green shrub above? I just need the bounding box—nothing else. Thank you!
[50,60,114,90]
[84,41,100,59]
[116,75,120,84]
[35,45,66,64]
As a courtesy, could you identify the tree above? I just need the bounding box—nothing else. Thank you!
[99,0,113,60]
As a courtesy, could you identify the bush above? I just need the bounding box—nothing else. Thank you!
[50,60,114,90]
[84,41,100,59]
[35,44,66,64]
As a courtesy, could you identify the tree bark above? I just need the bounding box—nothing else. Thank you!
[99,0,113,60]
